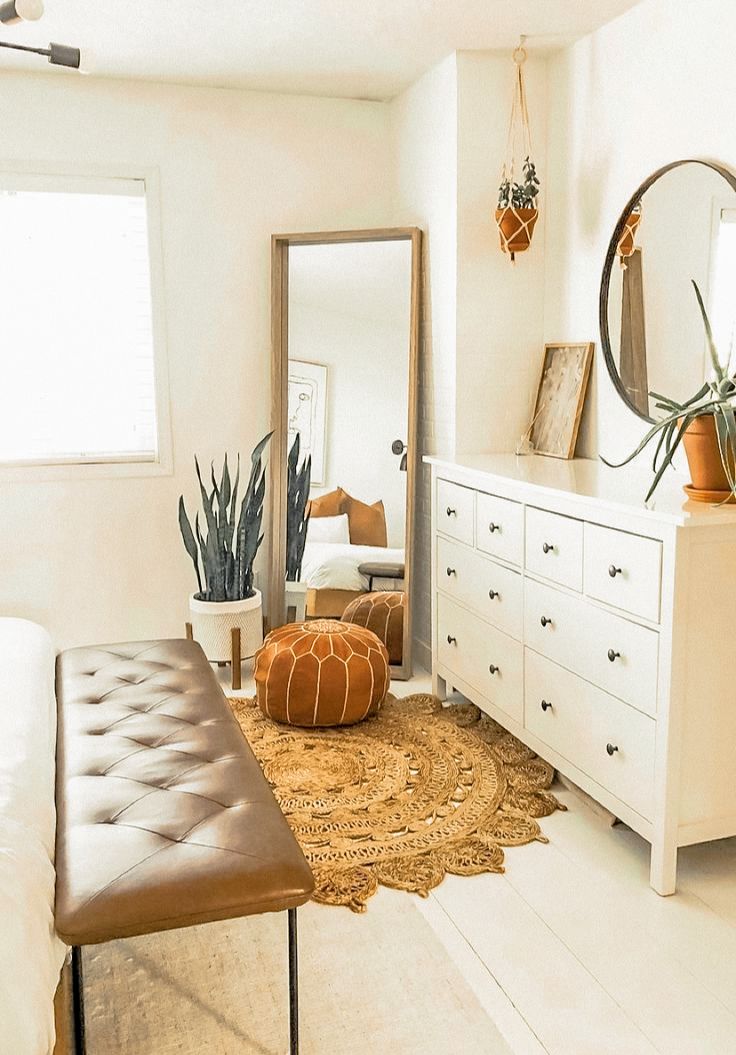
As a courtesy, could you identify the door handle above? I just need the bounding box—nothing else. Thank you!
[391,439,408,472]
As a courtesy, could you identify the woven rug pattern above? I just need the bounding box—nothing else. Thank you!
[231,693,564,912]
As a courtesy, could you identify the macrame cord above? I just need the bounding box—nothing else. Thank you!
[497,38,538,261]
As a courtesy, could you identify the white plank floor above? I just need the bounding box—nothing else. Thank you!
[224,665,736,1055]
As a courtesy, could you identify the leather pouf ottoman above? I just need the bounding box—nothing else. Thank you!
[255,619,389,727]
[341,591,405,665]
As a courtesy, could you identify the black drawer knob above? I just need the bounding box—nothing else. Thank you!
[606,743,619,756]
[488,522,500,533]
[447,634,457,645]
[608,565,622,578]
[488,663,499,675]
[446,506,457,517]
[488,588,499,600]
[446,567,456,577]
[542,542,555,554]
[607,648,621,663]
[540,699,553,712]
[540,615,553,628]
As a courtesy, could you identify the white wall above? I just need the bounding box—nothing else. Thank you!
[0,72,393,649]
[389,55,458,665]
[455,52,548,453]
[389,51,548,663]
[544,0,736,461]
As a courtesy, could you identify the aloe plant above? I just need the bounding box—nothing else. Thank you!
[178,433,272,601]
[602,281,736,501]
[286,433,311,581]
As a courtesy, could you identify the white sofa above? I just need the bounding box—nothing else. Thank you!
[0,619,67,1054]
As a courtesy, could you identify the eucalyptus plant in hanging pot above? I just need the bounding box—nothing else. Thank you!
[178,432,272,662]
[616,200,642,262]
[603,282,736,503]
[496,156,540,259]
[495,40,540,261]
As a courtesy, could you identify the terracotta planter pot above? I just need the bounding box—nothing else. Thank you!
[682,415,734,499]
[495,207,538,257]
[617,211,641,259]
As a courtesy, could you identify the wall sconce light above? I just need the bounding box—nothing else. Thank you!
[0,0,81,68]
[0,0,44,24]
[0,37,80,67]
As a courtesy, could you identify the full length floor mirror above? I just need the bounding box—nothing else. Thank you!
[270,228,421,679]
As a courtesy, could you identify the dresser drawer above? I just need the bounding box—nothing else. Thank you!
[437,479,475,545]
[525,507,583,591]
[584,523,662,623]
[525,650,655,819]
[524,578,659,716]
[475,491,523,567]
[437,536,522,639]
[437,594,523,723]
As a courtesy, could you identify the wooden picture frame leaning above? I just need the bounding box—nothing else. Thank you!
[529,342,594,459]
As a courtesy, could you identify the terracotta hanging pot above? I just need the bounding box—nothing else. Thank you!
[497,41,540,262]
[682,414,736,502]
[617,211,642,259]
[495,206,539,258]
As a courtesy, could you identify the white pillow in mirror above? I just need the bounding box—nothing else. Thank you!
[307,513,350,544]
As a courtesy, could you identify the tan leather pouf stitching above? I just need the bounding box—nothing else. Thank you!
[255,620,389,727]
[341,592,405,665]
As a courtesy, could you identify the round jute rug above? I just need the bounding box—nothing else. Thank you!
[230,693,565,913]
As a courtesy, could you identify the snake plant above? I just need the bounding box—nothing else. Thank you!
[286,433,311,582]
[602,281,736,501]
[178,433,272,601]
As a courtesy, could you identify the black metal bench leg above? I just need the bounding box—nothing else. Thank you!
[288,908,299,1055]
[71,945,87,1055]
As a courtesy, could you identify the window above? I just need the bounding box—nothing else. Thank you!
[711,207,736,374]
[0,171,167,468]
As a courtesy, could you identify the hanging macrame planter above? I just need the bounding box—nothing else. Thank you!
[495,39,540,262]
[616,202,642,264]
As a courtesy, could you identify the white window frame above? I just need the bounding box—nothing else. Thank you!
[0,160,173,480]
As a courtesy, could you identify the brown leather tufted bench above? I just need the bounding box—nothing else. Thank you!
[54,638,314,1054]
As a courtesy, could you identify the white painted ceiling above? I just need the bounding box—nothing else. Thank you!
[1,0,642,100]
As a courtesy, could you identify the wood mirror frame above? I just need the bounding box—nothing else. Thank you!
[269,227,422,680]
[599,158,736,423]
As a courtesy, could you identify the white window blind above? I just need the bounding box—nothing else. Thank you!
[0,173,160,465]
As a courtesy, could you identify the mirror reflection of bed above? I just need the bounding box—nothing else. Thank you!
[271,229,420,678]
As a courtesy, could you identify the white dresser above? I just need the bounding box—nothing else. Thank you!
[426,453,736,894]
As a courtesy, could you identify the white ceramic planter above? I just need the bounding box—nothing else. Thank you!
[189,590,263,662]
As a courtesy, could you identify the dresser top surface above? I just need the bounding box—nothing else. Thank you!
[425,453,736,527]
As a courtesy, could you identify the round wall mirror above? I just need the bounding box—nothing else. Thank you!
[600,159,736,422]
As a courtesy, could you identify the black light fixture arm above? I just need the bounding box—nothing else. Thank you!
[0,37,80,67]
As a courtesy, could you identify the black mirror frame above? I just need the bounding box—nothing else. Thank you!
[599,158,736,424]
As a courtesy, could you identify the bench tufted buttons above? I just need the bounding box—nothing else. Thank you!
[54,637,315,949]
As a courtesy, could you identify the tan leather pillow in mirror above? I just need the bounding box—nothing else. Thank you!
[308,488,347,518]
[343,492,387,548]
